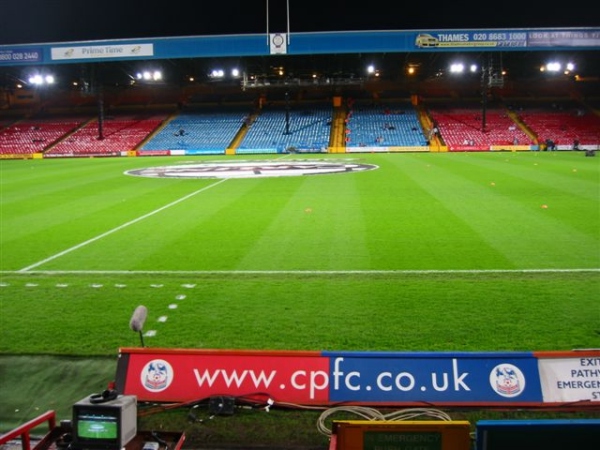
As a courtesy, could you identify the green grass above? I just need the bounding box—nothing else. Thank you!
[0,271,598,355]
[1,151,599,444]
[2,152,599,272]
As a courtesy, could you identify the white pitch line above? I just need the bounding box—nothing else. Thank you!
[18,179,228,272]
[3,268,599,275]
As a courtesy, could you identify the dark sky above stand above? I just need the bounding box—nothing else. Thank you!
[0,0,596,45]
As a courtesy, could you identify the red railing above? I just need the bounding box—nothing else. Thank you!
[0,411,56,450]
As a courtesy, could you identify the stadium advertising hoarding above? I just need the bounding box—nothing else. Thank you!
[116,348,600,407]
[1,28,599,67]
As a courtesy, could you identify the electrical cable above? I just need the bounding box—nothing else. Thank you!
[150,431,169,450]
[316,406,453,436]
[139,393,454,439]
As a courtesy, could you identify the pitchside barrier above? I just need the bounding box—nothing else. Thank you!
[325,419,600,450]
[474,419,600,450]
[328,420,472,450]
[115,348,600,408]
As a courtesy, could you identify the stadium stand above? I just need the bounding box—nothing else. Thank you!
[236,102,333,154]
[1,79,599,157]
[45,112,168,156]
[425,101,534,151]
[0,115,90,155]
[344,101,428,148]
[507,100,600,149]
[141,106,251,155]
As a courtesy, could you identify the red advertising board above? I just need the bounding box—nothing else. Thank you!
[117,348,329,404]
[115,347,600,408]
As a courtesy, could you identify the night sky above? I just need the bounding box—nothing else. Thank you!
[0,0,596,46]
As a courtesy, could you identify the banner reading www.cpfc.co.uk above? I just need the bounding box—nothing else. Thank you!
[115,348,600,407]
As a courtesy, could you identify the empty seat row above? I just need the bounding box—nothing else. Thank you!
[238,105,332,153]
[345,103,428,147]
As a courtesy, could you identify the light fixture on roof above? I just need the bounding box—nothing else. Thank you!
[542,60,575,74]
[28,73,55,85]
[135,69,163,82]
[450,63,465,74]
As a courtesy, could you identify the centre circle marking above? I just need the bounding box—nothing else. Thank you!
[125,160,378,179]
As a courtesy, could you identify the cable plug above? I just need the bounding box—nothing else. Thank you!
[264,398,274,412]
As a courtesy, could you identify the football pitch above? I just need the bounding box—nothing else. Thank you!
[0,151,599,432]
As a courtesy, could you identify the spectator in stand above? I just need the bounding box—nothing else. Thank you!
[429,127,438,141]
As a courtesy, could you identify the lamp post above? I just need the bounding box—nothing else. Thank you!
[90,64,105,140]
[480,64,488,133]
[481,54,504,133]
[284,90,290,135]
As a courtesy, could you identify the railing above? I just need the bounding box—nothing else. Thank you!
[0,411,56,450]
